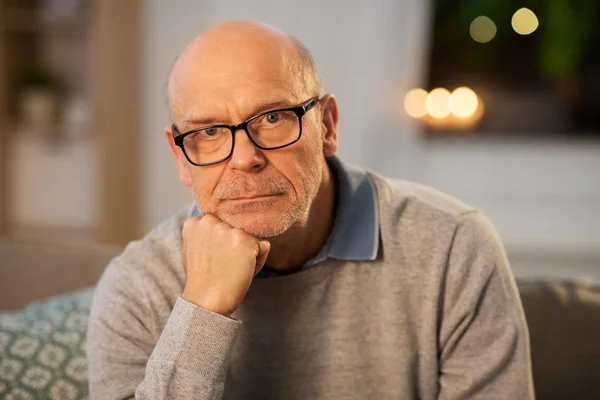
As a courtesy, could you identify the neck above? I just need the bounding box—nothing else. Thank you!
[265,161,337,273]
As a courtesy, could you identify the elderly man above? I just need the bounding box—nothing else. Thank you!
[87,20,534,399]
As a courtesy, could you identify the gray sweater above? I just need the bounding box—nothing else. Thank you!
[87,173,534,399]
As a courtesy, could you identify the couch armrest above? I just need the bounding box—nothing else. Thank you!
[0,241,120,311]
[518,278,600,399]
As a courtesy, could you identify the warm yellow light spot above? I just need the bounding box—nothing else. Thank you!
[512,8,539,35]
[451,87,479,118]
[426,88,452,119]
[469,16,497,43]
[403,88,428,118]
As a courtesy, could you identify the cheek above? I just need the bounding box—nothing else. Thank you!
[280,139,323,194]
[299,128,324,166]
[189,168,221,202]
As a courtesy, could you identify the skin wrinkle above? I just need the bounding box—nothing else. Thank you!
[165,20,339,272]
[181,96,295,128]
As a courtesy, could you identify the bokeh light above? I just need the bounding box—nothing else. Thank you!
[512,8,539,35]
[403,88,428,118]
[451,87,479,118]
[426,88,452,119]
[469,16,497,43]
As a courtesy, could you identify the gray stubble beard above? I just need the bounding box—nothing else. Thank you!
[192,158,324,240]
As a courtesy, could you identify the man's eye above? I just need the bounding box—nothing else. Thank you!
[203,128,219,137]
[265,113,281,124]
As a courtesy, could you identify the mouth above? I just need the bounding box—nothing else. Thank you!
[226,193,282,202]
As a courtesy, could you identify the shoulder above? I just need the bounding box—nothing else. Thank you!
[368,172,479,238]
[111,205,188,278]
[365,174,512,313]
[367,172,505,261]
[91,206,190,320]
[368,172,475,220]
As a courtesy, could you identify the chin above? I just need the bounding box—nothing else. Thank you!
[218,208,299,239]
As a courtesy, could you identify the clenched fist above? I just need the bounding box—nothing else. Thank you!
[181,214,271,316]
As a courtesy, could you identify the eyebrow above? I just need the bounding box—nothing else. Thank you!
[182,99,296,127]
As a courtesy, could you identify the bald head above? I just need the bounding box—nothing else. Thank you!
[167,20,322,119]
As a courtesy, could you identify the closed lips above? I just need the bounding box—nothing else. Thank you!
[229,193,280,200]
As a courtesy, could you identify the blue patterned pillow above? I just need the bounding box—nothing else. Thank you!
[0,288,94,400]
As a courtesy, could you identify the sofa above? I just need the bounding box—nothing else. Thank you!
[0,241,599,399]
[0,240,117,399]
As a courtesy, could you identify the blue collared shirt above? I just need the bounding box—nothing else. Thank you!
[189,155,379,275]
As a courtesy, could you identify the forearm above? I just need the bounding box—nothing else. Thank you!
[134,297,241,399]
[88,296,241,399]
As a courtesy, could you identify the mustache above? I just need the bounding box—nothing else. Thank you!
[213,175,291,200]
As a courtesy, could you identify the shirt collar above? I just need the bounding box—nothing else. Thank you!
[188,155,380,265]
[304,155,379,266]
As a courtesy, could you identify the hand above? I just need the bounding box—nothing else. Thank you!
[181,214,270,316]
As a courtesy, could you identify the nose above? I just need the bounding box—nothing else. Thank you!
[228,127,266,172]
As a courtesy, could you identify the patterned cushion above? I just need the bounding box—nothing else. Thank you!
[0,287,93,400]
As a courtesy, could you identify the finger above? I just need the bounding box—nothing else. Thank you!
[182,215,204,274]
[254,240,271,276]
[181,223,190,275]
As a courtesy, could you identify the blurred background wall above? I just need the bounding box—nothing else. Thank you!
[0,0,599,296]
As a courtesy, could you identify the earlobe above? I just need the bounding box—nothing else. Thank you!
[164,127,192,187]
[320,95,339,157]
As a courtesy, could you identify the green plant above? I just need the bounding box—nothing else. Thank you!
[432,0,598,78]
[539,0,597,78]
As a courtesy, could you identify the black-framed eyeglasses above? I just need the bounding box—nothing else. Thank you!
[171,96,319,166]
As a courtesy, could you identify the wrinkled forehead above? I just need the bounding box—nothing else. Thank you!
[168,38,309,122]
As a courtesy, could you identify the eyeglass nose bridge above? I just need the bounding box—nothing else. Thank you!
[228,120,264,151]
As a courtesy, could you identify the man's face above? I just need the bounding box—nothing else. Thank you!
[168,40,331,238]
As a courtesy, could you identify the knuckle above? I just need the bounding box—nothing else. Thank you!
[199,214,216,228]
[231,228,248,241]
[214,221,230,236]
[202,214,217,224]
[182,218,197,236]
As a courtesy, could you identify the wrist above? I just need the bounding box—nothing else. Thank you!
[182,288,231,317]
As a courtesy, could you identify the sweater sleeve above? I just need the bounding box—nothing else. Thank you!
[87,259,241,400]
[437,212,535,400]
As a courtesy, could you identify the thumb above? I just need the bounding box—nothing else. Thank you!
[254,240,271,276]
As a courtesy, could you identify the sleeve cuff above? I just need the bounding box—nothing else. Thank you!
[149,296,242,381]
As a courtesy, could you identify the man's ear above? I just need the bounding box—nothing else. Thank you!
[164,126,192,187]
[319,94,339,157]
